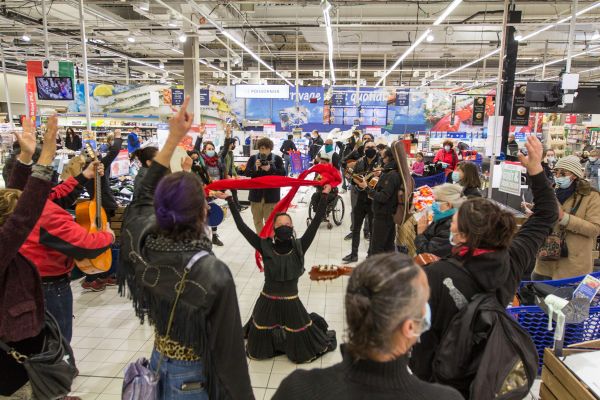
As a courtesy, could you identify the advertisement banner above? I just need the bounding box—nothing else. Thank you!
[499,161,522,196]
[511,84,530,126]
[332,92,346,106]
[396,89,410,106]
[270,86,324,129]
[172,88,184,105]
[472,96,486,126]
[450,96,456,122]
[199,89,209,106]
[25,83,37,118]
[235,84,290,99]
[110,150,130,177]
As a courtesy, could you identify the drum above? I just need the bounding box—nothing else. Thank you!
[207,201,225,227]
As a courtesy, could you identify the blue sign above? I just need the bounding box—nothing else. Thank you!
[396,89,410,106]
[446,132,468,139]
[172,88,184,105]
[332,92,346,106]
[199,89,209,106]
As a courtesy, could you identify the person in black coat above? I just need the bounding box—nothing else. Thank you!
[65,127,82,151]
[410,135,558,397]
[452,161,482,198]
[245,137,286,233]
[273,253,464,400]
[415,184,466,258]
[308,130,324,160]
[280,134,297,176]
[362,146,401,255]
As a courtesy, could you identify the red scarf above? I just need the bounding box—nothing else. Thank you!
[202,153,219,167]
[454,246,495,257]
[205,163,342,270]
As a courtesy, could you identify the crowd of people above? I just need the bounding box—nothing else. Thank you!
[1,98,599,400]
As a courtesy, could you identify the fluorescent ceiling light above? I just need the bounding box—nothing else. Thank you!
[423,48,500,87]
[433,0,463,26]
[178,33,187,43]
[139,1,150,11]
[592,30,600,41]
[156,0,293,86]
[426,34,434,42]
[514,29,523,41]
[376,29,431,87]
[322,0,336,84]
[516,45,600,75]
[22,34,31,42]
[127,36,136,43]
[171,48,183,54]
[159,61,165,69]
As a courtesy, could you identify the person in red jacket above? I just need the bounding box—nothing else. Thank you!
[433,139,459,179]
[18,163,115,343]
[0,116,58,396]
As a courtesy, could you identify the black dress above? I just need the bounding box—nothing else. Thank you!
[227,194,337,363]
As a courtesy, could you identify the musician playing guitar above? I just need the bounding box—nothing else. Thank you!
[342,141,381,263]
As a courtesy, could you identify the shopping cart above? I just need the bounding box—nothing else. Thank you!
[414,172,447,188]
[507,272,600,372]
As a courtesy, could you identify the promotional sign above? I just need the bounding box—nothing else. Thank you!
[172,88,185,105]
[472,96,486,126]
[511,84,530,126]
[396,89,410,106]
[365,126,382,137]
[110,150,130,177]
[156,123,170,149]
[450,96,456,123]
[235,84,290,99]
[199,89,210,106]
[499,161,522,196]
[332,92,346,106]
[263,124,276,136]
[565,114,577,124]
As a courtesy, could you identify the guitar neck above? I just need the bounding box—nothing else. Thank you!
[95,170,103,228]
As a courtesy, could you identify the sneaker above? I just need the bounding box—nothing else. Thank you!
[212,234,224,246]
[344,232,353,241]
[100,276,117,286]
[81,279,106,292]
[342,254,358,263]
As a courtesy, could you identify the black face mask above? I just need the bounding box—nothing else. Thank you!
[365,148,377,159]
[274,225,294,241]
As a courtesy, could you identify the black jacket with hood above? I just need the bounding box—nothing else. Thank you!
[409,171,558,384]
[369,159,401,218]
[414,214,453,258]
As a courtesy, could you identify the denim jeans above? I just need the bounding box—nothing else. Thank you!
[42,276,73,342]
[150,348,208,400]
[283,154,291,176]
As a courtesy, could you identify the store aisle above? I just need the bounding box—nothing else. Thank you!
[66,188,363,400]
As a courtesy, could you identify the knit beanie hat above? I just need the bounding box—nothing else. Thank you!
[433,183,467,208]
[555,155,584,179]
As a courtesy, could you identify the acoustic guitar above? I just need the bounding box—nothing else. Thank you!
[75,144,113,274]
[308,253,440,282]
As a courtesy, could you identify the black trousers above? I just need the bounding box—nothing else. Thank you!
[369,216,396,256]
[349,187,370,235]
[350,200,373,256]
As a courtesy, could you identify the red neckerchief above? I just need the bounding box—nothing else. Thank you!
[454,246,495,257]
[201,153,219,167]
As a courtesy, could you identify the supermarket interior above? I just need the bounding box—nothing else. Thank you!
[1,1,600,399]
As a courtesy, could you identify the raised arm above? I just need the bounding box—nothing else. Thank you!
[101,130,123,168]
[300,186,330,252]
[221,194,261,250]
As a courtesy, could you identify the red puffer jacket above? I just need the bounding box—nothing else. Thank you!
[19,177,114,278]
[433,148,458,175]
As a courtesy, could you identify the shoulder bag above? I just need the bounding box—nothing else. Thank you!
[537,195,584,261]
[122,251,209,400]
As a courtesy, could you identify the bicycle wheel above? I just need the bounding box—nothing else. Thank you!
[332,196,345,226]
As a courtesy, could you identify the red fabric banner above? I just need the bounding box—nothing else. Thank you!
[205,163,341,270]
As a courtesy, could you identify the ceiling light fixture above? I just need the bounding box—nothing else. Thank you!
[139,1,150,11]
[178,33,187,43]
[592,30,600,41]
[426,33,434,42]
[322,0,336,84]
[22,34,31,42]
[422,48,500,87]
[376,0,463,87]
[159,61,165,69]
[516,45,600,76]
[168,16,178,27]
[127,36,136,43]
[514,29,523,41]
[157,0,293,86]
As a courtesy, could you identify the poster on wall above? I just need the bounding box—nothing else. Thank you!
[472,96,486,126]
[172,88,184,105]
[499,161,522,196]
[511,84,530,126]
[110,150,130,177]
[263,124,276,136]
[199,89,210,106]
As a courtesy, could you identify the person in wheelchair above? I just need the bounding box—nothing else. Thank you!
[311,146,339,214]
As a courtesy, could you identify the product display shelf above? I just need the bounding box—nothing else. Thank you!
[565,124,588,153]
[548,125,567,158]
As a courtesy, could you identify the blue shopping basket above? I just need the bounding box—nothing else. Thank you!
[414,172,447,188]
[507,272,600,372]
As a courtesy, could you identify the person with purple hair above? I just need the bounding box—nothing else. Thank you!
[118,97,253,400]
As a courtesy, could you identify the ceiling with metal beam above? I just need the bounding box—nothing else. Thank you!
[0,0,599,87]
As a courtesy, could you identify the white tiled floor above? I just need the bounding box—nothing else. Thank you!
[66,188,364,399]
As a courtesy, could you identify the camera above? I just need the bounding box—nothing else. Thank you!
[259,153,269,166]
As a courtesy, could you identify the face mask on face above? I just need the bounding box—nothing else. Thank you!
[547,156,556,163]
[325,144,334,153]
[449,231,458,246]
[444,145,451,152]
[590,157,597,162]
[365,148,377,159]
[451,171,461,184]
[206,150,216,157]
[555,176,573,189]
[274,225,294,241]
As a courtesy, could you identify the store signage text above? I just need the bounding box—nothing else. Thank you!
[236,84,290,99]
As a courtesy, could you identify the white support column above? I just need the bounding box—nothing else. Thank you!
[227,37,231,87]
[541,40,549,79]
[355,34,362,106]
[566,0,579,72]
[125,59,130,85]
[183,37,200,124]
[78,0,92,131]
[0,44,14,127]
[383,53,387,86]
[42,0,50,59]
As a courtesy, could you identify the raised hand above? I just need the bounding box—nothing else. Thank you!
[15,117,38,164]
[181,155,193,172]
[518,134,543,176]
[82,160,103,179]
[168,96,194,144]
[38,115,58,166]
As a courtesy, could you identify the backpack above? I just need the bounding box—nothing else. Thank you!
[432,260,538,400]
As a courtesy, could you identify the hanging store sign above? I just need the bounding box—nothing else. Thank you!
[450,96,456,123]
[331,92,346,106]
[172,88,185,105]
[396,89,410,106]
[235,84,290,99]
[199,89,209,105]
[472,96,486,126]
[511,84,530,126]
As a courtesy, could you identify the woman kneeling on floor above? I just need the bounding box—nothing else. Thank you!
[215,187,337,363]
